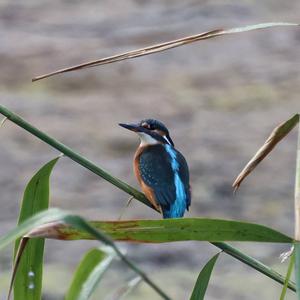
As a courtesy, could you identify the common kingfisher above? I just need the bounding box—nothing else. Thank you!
[119,119,191,218]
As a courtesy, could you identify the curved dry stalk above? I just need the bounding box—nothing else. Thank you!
[7,238,29,300]
[32,23,299,81]
[233,114,299,192]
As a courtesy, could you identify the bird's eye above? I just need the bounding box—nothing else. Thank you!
[142,122,153,130]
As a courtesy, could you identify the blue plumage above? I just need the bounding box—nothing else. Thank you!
[119,118,191,219]
[139,144,190,218]
[164,144,188,218]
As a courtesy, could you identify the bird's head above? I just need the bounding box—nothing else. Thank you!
[119,119,174,146]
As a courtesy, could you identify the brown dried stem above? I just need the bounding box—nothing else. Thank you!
[32,23,298,82]
[233,114,299,192]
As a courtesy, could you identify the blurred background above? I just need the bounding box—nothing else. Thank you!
[0,0,299,299]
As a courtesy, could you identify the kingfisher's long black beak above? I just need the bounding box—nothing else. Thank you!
[119,123,146,133]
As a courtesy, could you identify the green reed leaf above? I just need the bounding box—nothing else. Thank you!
[190,253,220,300]
[11,157,60,300]
[65,247,115,300]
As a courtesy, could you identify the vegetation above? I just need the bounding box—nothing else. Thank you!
[0,22,299,300]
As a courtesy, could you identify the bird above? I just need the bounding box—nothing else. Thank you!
[119,119,191,218]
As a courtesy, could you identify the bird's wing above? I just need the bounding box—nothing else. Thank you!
[139,145,190,210]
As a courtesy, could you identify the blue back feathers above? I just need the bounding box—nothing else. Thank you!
[164,144,189,218]
[139,144,191,218]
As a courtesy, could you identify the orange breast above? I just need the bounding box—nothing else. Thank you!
[133,146,161,211]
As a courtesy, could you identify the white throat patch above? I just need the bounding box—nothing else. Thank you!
[162,135,172,145]
[138,132,159,146]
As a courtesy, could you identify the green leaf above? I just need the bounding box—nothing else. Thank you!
[294,115,300,300]
[0,209,171,300]
[66,247,115,300]
[42,218,293,243]
[295,243,300,300]
[0,209,68,251]
[13,157,60,300]
[60,215,171,300]
[190,253,220,300]
[0,105,297,295]
[0,209,295,299]
[280,251,295,300]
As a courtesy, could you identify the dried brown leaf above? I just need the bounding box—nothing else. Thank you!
[233,114,300,192]
[7,238,29,300]
[32,22,299,81]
